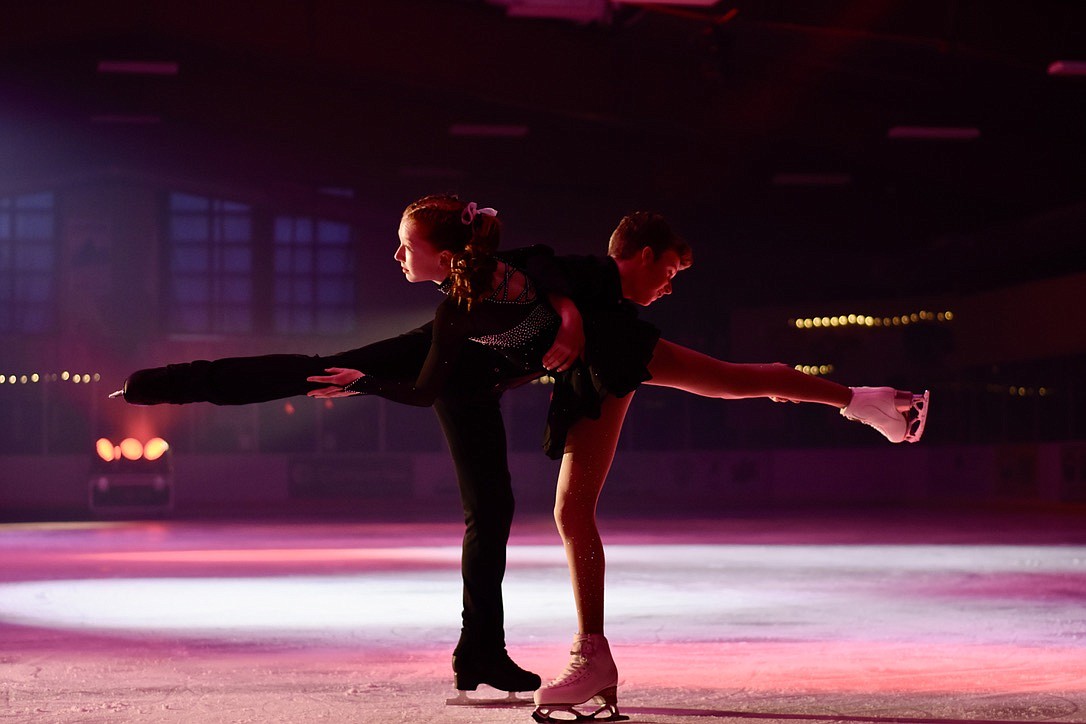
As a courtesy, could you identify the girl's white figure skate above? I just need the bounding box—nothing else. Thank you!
[532,634,628,722]
[840,387,929,443]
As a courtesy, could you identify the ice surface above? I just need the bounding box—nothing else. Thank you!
[1,510,1084,723]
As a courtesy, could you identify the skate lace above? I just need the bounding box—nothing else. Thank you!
[545,653,589,687]
[841,398,898,429]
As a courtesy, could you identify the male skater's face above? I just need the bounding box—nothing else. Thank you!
[394,219,451,284]
[628,248,683,306]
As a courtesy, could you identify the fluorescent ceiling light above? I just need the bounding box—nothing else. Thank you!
[97,60,179,76]
[490,0,719,22]
[772,173,852,187]
[317,187,355,199]
[616,0,719,5]
[494,0,607,22]
[887,126,980,140]
[397,166,465,179]
[448,124,529,138]
[1048,60,1086,76]
[90,114,162,124]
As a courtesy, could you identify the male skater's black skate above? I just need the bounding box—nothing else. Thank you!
[445,644,540,707]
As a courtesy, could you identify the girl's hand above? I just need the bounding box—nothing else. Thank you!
[306,367,364,398]
[544,322,584,372]
[544,294,585,372]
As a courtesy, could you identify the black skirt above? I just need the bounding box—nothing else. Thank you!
[542,302,660,459]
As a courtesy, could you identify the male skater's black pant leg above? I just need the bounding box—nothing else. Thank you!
[128,326,527,669]
[433,390,515,654]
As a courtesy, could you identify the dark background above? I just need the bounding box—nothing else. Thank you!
[0,1,1084,516]
[2,1,1084,299]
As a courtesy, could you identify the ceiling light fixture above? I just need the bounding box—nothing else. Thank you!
[488,0,723,23]
[887,126,980,140]
[90,114,162,124]
[396,166,465,179]
[771,172,852,187]
[1047,60,1086,76]
[97,60,179,76]
[448,124,529,138]
[491,0,607,22]
[617,0,719,5]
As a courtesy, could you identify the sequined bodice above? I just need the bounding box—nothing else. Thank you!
[466,264,560,350]
[469,302,560,349]
[350,253,563,408]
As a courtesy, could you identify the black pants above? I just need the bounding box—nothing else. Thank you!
[434,391,515,653]
[151,326,521,652]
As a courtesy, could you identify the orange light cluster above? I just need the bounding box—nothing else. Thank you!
[96,437,170,462]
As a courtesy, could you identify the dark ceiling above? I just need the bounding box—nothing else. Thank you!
[1,0,1084,309]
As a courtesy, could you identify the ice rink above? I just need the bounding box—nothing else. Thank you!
[2,508,1085,723]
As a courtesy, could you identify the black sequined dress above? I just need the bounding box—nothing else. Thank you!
[536,254,661,459]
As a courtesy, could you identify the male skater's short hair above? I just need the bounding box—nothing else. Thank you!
[607,212,693,268]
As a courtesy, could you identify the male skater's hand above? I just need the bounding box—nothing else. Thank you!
[306,367,364,398]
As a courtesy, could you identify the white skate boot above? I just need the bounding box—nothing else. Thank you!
[841,387,929,443]
[532,634,628,722]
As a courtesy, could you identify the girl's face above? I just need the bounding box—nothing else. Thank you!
[394,218,452,283]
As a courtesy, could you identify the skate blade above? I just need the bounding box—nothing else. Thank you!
[532,697,629,722]
[531,708,629,722]
[904,390,930,443]
[446,690,534,707]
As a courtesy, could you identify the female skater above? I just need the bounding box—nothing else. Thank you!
[517,214,926,722]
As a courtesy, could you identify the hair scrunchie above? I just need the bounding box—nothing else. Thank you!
[461,201,498,225]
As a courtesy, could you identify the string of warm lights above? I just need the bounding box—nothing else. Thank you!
[0,371,101,386]
[988,385,1053,397]
[789,310,954,330]
[795,364,835,376]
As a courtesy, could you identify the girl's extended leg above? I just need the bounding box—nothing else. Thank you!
[644,338,928,443]
[645,339,850,405]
